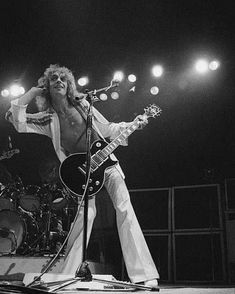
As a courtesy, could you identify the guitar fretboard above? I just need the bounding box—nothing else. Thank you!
[91,119,140,171]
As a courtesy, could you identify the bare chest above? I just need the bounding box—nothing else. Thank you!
[58,108,87,153]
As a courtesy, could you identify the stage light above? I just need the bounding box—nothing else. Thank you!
[128,74,137,83]
[195,59,209,74]
[19,87,25,95]
[78,76,89,87]
[9,84,25,97]
[99,93,108,101]
[113,71,124,82]
[150,86,159,95]
[111,91,119,100]
[152,65,163,77]
[1,89,10,97]
[209,60,220,71]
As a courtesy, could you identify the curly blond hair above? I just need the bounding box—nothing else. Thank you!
[37,64,78,107]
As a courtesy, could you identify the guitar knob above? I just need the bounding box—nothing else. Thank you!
[89,179,92,183]
[82,185,85,189]
[95,181,100,186]
[89,187,93,192]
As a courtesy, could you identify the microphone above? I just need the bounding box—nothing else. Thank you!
[74,80,120,103]
[74,92,87,102]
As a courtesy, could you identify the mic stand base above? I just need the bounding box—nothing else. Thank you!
[75,260,92,281]
[24,264,160,292]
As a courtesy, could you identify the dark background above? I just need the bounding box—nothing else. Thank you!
[0,0,235,189]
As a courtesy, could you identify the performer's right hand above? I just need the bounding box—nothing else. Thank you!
[17,86,46,106]
[31,86,46,96]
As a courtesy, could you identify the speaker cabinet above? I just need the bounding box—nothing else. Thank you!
[172,184,225,282]
[89,185,226,283]
[130,188,171,231]
[225,212,235,283]
[173,232,225,282]
[225,178,235,210]
[172,184,222,230]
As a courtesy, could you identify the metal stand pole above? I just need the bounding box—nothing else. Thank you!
[75,91,94,281]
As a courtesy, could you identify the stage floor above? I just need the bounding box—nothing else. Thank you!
[0,284,234,294]
[0,256,234,293]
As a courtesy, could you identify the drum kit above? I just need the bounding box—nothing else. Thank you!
[0,177,72,256]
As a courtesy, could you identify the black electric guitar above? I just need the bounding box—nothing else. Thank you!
[59,104,162,198]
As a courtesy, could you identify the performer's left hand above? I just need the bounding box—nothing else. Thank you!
[135,115,148,130]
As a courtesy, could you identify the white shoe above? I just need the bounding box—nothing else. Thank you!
[144,279,159,289]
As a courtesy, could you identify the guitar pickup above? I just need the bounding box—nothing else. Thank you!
[91,155,108,171]
[78,166,86,175]
[78,165,95,174]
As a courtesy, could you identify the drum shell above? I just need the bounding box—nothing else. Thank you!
[18,185,41,212]
[0,210,38,255]
[51,188,68,211]
[0,189,17,211]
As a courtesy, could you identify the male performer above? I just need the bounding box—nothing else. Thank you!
[6,64,159,288]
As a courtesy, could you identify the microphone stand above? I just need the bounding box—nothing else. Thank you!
[75,89,95,281]
[75,81,120,278]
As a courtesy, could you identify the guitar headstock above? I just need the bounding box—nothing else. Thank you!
[144,104,162,118]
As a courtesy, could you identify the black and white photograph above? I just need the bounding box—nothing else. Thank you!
[0,1,235,293]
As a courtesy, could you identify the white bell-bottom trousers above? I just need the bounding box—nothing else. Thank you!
[60,166,159,283]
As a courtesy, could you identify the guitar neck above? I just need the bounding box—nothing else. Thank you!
[91,104,160,171]
[91,103,161,168]
[101,119,140,158]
